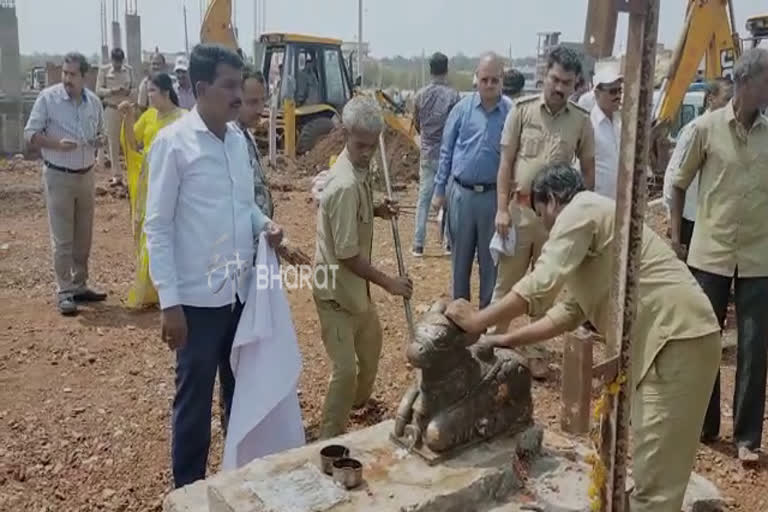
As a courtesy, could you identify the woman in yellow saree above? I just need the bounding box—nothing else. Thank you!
[119,72,186,308]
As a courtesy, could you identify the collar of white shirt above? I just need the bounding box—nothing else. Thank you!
[591,105,620,127]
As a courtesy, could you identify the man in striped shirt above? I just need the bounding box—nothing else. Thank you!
[24,52,108,316]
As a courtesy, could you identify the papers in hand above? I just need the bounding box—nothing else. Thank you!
[490,228,516,266]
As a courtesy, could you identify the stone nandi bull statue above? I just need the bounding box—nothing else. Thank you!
[392,302,533,461]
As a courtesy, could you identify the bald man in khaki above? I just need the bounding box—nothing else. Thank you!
[493,45,595,334]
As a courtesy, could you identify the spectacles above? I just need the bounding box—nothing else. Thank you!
[598,86,623,96]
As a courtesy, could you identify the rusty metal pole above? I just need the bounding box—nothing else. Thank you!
[379,133,416,340]
[601,1,660,511]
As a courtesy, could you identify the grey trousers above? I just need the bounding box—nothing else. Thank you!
[448,183,497,308]
[42,166,95,296]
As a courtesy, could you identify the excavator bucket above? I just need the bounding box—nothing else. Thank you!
[200,0,238,49]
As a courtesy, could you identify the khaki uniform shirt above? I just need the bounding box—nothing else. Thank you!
[314,149,375,314]
[513,192,720,388]
[96,63,134,107]
[502,94,594,195]
[673,101,768,278]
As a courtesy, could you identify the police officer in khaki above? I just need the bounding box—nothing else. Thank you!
[447,164,721,512]
[494,45,595,334]
[314,97,413,439]
[96,48,133,185]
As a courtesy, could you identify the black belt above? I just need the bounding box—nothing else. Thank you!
[44,161,93,174]
[453,177,496,193]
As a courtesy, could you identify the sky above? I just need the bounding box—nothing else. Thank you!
[16,0,768,59]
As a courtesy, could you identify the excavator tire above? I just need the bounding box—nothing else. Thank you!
[297,116,335,154]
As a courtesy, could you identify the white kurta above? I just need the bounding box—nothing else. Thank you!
[222,233,305,470]
[590,105,622,200]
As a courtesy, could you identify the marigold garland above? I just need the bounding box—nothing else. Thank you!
[587,373,627,512]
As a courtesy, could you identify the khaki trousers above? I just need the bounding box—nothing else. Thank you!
[42,166,95,296]
[102,106,122,178]
[315,298,383,439]
[630,332,721,512]
[491,203,548,332]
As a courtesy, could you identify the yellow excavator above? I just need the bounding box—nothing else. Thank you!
[200,0,419,157]
[653,2,768,132]
[254,32,357,156]
[200,0,353,155]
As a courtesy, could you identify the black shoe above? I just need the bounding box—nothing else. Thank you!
[58,295,78,316]
[411,246,424,257]
[73,287,107,302]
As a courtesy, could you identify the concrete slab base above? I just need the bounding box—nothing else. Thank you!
[164,421,723,512]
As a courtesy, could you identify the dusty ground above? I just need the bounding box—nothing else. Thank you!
[0,159,766,511]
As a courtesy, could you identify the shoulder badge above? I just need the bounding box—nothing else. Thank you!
[515,94,539,106]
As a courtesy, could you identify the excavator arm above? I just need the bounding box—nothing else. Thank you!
[374,90,420,149]
[653,0,740,127]
[200,0,238,49]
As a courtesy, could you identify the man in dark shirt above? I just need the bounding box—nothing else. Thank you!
[411,52,460,256]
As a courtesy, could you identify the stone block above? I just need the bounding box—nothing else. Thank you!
[164,423,723,512]
[164,420,543,512]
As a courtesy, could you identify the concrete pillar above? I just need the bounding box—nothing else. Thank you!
[0,4,22,96]
[111,20,122,51]
[125,14,141,76]
[0,3,23,155]
[583,0,618,60]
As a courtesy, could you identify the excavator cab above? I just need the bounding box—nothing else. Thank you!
[256,33,354,156]
[745,14,768,48]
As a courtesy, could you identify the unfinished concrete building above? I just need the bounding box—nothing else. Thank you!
[0,0,28,155]
[111,0,122,50]
[125,0,142,75]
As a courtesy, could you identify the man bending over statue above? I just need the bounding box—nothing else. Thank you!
[446,163,721,512]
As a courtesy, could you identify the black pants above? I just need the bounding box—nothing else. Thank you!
[690,268,768,450]
[172,301,243,488]
[680,218,695,249]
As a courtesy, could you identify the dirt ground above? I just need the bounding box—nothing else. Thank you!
[0,158,766,511]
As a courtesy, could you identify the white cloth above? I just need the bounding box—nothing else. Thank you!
[223,232,305,470]
[311,170,330,202]
[663,118,699,221]
[590,105,622,199]
[144,107,271,309]
[490,229,516,266]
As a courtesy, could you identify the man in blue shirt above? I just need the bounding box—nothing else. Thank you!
[432,53,512,308]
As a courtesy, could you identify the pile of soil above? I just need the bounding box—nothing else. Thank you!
[296,127,346,175]
[381,128,420,184]
[295,126,420,185]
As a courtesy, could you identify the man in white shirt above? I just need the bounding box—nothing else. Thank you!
[588,68,623,199]
[144,44,283,488]
[173,56,197,110]
[663,78,733,256]
[137,52,166,111]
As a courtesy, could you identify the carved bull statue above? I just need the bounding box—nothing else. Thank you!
[393,302,533,458]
